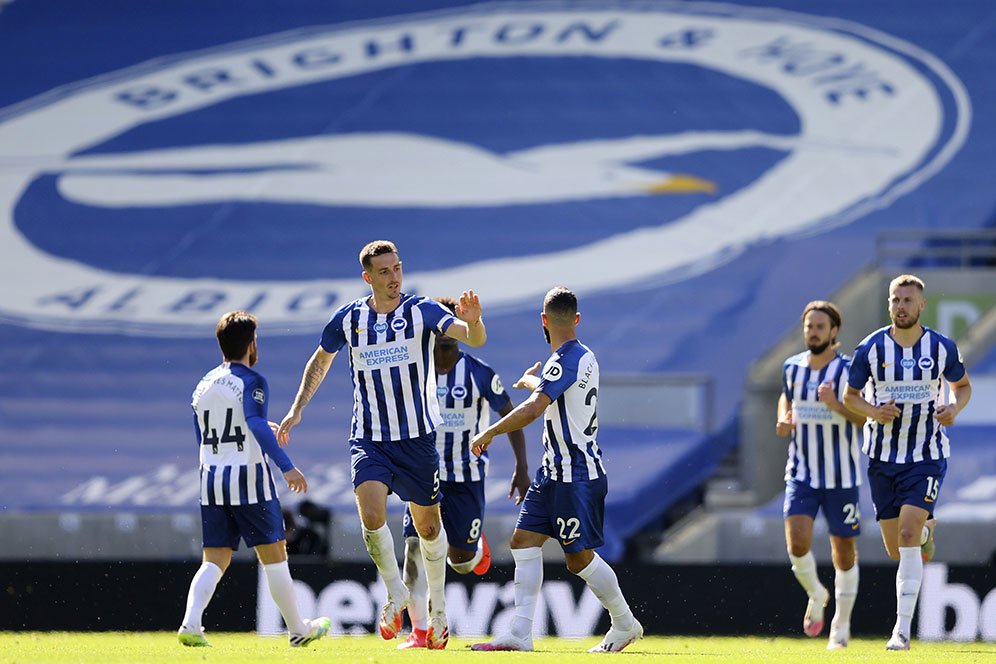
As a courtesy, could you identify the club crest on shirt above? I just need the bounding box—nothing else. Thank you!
[918,357,935,371]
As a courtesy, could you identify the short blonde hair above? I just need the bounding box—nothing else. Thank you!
[889,274,925,292]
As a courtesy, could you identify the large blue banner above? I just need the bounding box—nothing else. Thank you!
[1,1,991,557]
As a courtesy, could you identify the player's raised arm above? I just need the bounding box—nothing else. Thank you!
[513,362,542,392]
[278,346,337,445]
[444,290,486,347]
[472,390,550,457]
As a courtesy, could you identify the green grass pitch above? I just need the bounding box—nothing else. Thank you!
[3,633,995,664]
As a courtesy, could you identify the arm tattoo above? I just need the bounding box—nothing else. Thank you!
[294,355,330,410]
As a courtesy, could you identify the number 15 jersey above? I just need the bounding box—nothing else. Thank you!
[536,339,606,483]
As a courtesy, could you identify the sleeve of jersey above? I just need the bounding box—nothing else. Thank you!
[847,344,871,390]
[781,364,791,400]
[419,299,456,335]
[837,362,851,401]
[192,412,202,447]
[537,357,577,402]
[242,376,294,473]
[476,363,512,411]
[319,308,349,353]
[942,338,967,382]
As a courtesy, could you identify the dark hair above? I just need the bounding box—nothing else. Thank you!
[359,240,398,271]
[801,300,842,331]
[435,296,457,315]
[543,286,578,323]
[216,310,257,360]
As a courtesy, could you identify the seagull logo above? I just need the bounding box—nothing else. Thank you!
[0,1,968,336]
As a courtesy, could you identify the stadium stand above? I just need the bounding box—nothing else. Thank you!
[1,0,996,572]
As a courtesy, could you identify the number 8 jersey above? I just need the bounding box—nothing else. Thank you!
[536,339,606,483]
[191,362,293,506]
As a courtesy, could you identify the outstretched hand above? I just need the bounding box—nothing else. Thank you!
[456,290,482,324]
[283,468,308,493]
[514,362,542,389]
[276,411,301,447]
[508,467,530,505]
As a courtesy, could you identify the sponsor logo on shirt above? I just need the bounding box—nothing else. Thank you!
[492,374,504,396]
[542,361,563,380]
[252,388,266,404]
[355,340,412,367]
[373,322,389,334]
[436,385,448,398]
[901,358,916,369]
[878,380,935,404]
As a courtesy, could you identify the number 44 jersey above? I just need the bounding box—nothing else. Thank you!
[191,362,288,506]
[536,339,606,483]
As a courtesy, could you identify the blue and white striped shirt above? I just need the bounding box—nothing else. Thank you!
[782,352,862,489]
[848,325,966,463]
[321,294,456,441]
[191,363,291,506]
[436,352,511,483]
[536,339,606,483]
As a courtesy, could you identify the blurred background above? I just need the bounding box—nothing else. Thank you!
[1,0,994,641]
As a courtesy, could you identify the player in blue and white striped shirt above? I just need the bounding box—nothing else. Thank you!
[470,287,641,654]
[844,275,972,651]
[179,311,329,648]
[398,296,530,648]
[776,301,866,650]
[277,241,487,650]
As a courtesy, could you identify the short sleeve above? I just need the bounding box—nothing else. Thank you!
[836,360,851,401]
[418,298,456,335]
[942,338,967,382]
[474,361,512,412]
[781,363,792,400]
[320,306,351,353]
[537,354,578,402]
[848,343,871,390]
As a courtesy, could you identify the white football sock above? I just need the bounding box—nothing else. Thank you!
[181,561,223,631]
[789,551,822,597]
[896,546,923,637]
[509,547,543,640]
[262,560,309,636]
[575,553,636,631]
[832,564,859,632]
[362,523,408,601]
[448,540,484,575]
[402,536,428,631]
[419,527,449,616]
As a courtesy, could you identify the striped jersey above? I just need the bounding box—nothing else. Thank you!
[191,362,293,506]
[436,352,512,483]
[321,294,456,441]
[781,351,862,489]
[848,325,966,463]
[536,339,606,483]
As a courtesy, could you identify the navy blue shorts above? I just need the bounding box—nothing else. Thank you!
[515,472,606,553]
[783,479,862,537]
[350,433,441,506]
[403,479,486,551]
[867,458,946,520]
[201,498,285,550]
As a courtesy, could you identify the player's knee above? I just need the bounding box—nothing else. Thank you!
[357,508,387,531]
[897,525,920,545]
[787,542,809,558]
[415,520,441,541]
